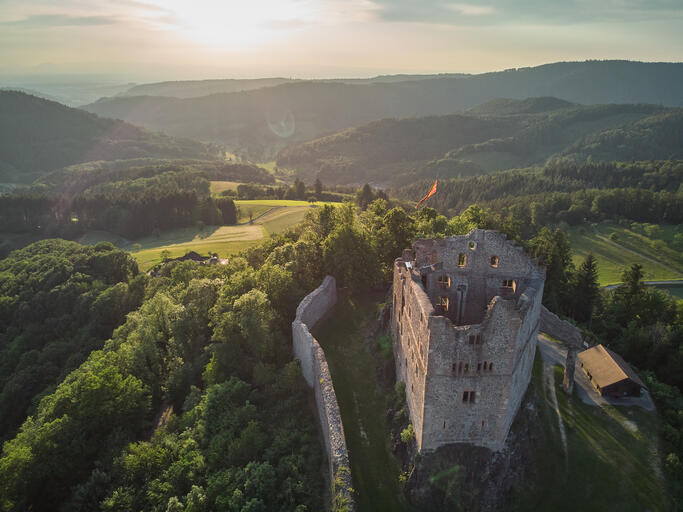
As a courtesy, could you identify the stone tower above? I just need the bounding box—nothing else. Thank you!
[391,229,545,452]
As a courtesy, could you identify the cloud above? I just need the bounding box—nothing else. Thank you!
[365,0,683,25]
[0,14,118,27]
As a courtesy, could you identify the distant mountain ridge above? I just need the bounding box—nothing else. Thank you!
[0,91,220,183]
[83,60,683,160]
[115,74,452,99]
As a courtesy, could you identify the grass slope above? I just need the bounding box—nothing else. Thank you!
[209,180,241,194]
[568,223,682,285]
[313,293,412,512]
[77,200,336,270]
[514,358,667,511]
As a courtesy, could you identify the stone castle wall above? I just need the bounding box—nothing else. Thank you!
[539,305,583,348]
[292,276,354,510]
[392,230,545,452]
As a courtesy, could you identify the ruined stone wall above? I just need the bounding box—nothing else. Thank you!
[392,230,545,453]
[393,265,434,449]
[539,305,583,348]
[292,276,354,510]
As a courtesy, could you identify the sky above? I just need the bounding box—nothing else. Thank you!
[1,0,682,82]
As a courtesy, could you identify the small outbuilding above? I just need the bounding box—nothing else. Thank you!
[578,344,645,397]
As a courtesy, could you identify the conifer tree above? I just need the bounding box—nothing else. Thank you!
[572,252,600,324]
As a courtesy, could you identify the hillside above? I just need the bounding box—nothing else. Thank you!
[0,91,220,183]
[277,102,679,186]
[82,61,683,160]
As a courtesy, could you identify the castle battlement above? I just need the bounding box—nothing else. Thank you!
[391,229,545,452]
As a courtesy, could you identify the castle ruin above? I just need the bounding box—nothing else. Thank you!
[391,229,545,452]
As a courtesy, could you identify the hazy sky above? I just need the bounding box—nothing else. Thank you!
[1,0,682,81]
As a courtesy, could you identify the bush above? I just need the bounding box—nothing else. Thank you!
[400,424,415,444]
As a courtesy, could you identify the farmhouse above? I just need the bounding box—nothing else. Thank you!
[391,229,545,452]
[578,344,646,397]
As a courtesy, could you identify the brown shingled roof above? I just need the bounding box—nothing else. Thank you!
[578,344,646,390]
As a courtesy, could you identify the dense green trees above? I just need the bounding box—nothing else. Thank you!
[0,169,237,239]
[0,240,143,442]
[0,234,330,511]
[395,160,683,233]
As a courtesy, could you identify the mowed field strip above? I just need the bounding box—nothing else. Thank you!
[128,200,340,270]
[568,222,683,286]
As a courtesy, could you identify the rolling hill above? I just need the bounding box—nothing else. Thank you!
[0,91,220,183]
[82,61,683,160]
[276,101,682,186]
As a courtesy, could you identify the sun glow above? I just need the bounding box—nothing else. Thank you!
[146,0,317,48]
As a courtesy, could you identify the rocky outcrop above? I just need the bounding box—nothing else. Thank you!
[292,276,354,511]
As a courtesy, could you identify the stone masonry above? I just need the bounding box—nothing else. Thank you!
[391,229,545,452]
[292,276,354,510]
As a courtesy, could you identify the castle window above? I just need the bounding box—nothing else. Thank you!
[462,391,476,403]
[443,420,446,429]
[489,362,493,372]
[411,383,414,393]
[468,334,482,345]
[490,255,499,268]
[469,241,477,250]
[437,274,450,288]
[502,279,516,291]
[452,362,457,372]
[464,363,469,373]
[436,296,449,311]
[458,361,463,374]
[477,363,482,372]
[458,253,467,267]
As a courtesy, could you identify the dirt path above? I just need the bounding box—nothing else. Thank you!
[538,337,568,457]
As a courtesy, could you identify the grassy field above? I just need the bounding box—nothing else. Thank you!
[121,200,334,270]
[209,180,241,194]
[313,293,412,512]
[126,225,264,270]
[234,199,338,224]
[258,207,310,235]
[568,223,682,285]
[512,357,668,511]
[597,222,683,273]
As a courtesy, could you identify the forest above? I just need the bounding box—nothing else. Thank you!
[1,196,681,510]
[0,165,244,242]
[276,102,682,186]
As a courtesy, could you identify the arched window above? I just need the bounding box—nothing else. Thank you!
[469,241,477,250]
[490,255,499,268]
[437,296,449,311]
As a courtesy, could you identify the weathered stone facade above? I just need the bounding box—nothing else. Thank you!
[292,276,354,510]
[391,229,545,452]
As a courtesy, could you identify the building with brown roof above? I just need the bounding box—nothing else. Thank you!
[578,344,646,397]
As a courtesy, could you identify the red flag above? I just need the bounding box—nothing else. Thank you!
[415,179,438,209]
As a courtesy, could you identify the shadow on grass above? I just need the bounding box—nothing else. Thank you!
[312,291,413,512]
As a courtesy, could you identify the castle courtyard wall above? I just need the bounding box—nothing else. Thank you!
[292,276,354,510]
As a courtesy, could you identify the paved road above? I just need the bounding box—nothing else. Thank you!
[604,279,683,290]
